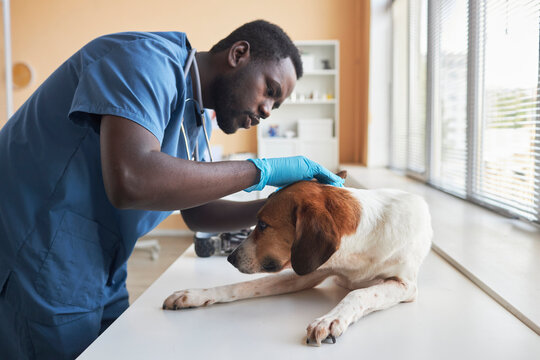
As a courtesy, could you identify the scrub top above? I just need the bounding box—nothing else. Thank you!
[0,32,210,327]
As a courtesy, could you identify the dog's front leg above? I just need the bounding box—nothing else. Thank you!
[306,277,417,346]
[163,269,332,310]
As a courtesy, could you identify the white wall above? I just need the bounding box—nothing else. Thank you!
[367,0,392,167]
[1,0,13,124]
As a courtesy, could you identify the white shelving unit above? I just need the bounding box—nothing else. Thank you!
[257,40,340,179]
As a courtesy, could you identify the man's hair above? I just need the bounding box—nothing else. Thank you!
[210,20,303,79]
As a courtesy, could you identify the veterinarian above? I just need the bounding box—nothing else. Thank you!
[0,20,344,359]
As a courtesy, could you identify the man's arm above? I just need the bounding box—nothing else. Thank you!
[100,115,260,211]
[181,199,267,233]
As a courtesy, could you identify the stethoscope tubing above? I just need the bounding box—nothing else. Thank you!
[181,48,213,162]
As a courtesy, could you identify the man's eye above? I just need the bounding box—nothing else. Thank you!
[266,87,275,97]
[258,220,268,230]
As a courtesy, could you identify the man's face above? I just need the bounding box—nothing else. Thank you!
[212,57,296,134]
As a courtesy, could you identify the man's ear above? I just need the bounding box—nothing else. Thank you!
[228,41,250,68]
[290,203,339,275]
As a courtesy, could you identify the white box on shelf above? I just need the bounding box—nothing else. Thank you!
[257,40,339,180]
[300,54,315,71]
[297,118,333,139]
[299,138,338,171]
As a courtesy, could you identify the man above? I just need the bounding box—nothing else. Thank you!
[0,20,343,358]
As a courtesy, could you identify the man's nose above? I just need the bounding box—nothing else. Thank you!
[259,100,272,119]
[227,251,238,267]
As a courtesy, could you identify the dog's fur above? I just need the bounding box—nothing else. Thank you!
[163,178,432,346]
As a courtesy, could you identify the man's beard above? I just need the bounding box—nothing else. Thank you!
[211,67,251,134]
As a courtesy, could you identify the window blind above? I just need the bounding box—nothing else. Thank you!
[473,0,540,222]
[430,0,469,197]
[390,0,540,224]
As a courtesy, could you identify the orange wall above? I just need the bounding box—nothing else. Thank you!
[8,0,369,163]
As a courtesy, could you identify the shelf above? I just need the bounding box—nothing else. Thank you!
[258,137,337,142]
[258,40,339,172]
[303,69,337,75]
[284,99,336,105]
[295,39,339,46]
[259,137,298,142]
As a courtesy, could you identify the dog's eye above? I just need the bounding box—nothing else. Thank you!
[257,220,268,231]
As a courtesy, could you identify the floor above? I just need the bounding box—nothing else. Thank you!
[126,234,193,303]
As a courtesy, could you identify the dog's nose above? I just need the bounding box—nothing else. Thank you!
[227,252,238,267]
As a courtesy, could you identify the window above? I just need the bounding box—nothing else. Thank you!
[431,0,469,196]
[474,0,540,221]
[391,0,540,223]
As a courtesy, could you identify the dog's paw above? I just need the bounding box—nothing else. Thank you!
[306,315,348,346]
[162,289,216,310]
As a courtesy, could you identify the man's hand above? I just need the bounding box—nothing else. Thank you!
[245,156,345,192]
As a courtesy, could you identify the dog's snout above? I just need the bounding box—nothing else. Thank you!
[226,242,258,274]
[227,251,238,267]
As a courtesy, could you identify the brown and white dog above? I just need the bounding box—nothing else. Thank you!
[163,176,432,346]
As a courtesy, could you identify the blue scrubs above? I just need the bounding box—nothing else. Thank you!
[0,32,211,359]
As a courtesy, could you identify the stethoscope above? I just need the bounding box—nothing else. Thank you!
[182,48,213,162]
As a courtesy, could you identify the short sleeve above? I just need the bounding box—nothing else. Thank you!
[69,39,184,143]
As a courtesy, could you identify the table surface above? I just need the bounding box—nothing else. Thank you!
[78,246,540,360]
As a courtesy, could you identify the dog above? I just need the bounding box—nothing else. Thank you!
[163,175,432,346]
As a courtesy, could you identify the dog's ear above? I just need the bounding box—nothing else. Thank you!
[336,170,347,179]
[290,202,339,275]
[310,171,347,182]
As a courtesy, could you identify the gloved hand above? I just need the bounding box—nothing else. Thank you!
[244,156,345,192]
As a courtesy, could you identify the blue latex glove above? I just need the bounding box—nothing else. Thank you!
[244,156,344,192]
